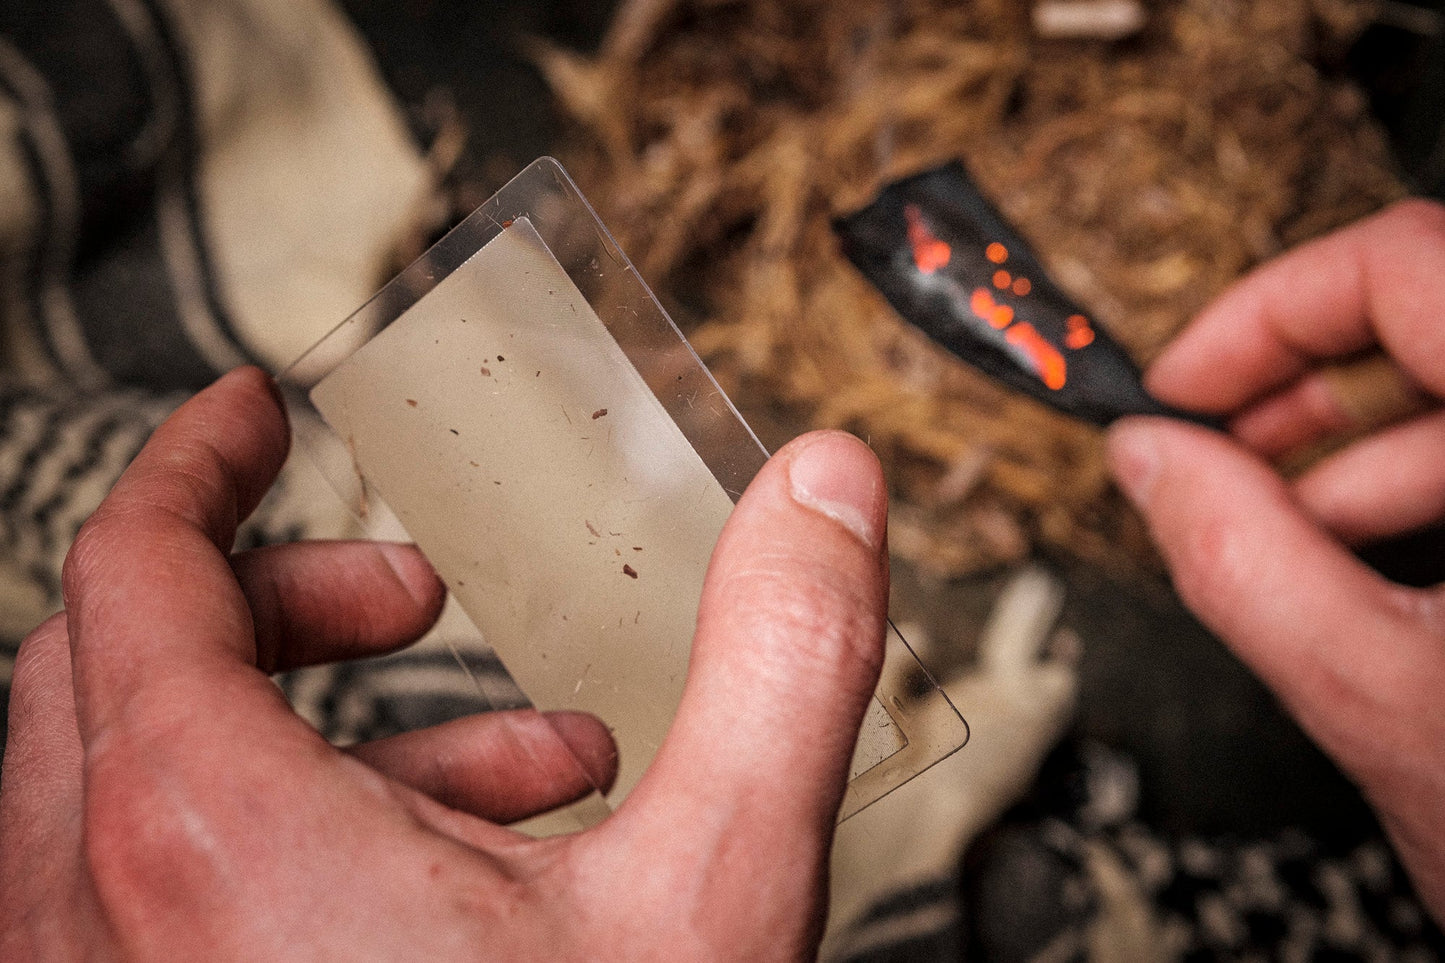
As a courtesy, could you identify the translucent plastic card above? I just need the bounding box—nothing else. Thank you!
[284,158,967,823]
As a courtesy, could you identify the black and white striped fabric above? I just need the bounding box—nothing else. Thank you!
[833,740,1445,961]
[0,0,487,742]
[0,0,255,393]
[3,5,1441,960]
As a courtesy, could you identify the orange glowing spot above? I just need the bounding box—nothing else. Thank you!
[1006,322,1067,390]
[970,287,1014,329]
[1012,277,1032,297]
[993,269,1012,290]
[904,204,952,274]
[986,242,1009,264]
[1065,314,1096,349]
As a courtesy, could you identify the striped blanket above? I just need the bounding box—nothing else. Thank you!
[0,0,483,741]
[2,3,1441,959]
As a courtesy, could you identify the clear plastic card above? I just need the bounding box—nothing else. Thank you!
[283,158,968,825]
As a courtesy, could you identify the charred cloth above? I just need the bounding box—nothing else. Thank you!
[535,0,1405,578]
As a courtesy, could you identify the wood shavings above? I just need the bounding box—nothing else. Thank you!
[539,0,1404,578]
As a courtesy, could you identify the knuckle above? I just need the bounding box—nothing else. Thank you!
[11,614,70,691]
[722,555,886,683]
[66,437,242,575]
[62,508,157,600]
[7,616,73,729]
[60,516,113,599]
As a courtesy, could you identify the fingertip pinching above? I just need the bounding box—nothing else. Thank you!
[1106,418,1164,511]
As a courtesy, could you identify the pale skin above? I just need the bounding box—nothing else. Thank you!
[0,367,890,960]
[1107,199,1445,923]
[2,199,1443,957]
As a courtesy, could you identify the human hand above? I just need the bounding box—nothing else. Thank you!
[0,366,890,959]
[1106,200,1445,921]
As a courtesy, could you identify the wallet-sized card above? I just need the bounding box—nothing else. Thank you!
[284,158,968,825]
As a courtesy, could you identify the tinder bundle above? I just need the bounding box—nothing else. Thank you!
[538,0,1404,576]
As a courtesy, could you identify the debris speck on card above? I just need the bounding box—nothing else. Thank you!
[298,159,965,818]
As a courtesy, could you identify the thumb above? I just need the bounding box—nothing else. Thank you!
[619,430,888,844]
[1105,418,1439,764]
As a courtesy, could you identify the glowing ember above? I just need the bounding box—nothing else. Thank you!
[1005,323,1068,390]
[838,162,1188,422]
[904,204,952,274]
[970,287,1015,330]
[1065,314,1096,349]
[903,210,1070,391]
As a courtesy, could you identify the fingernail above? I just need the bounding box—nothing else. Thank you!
[376,542,443,609]
[544,710,620,795]
[788,432,885,551]
[1106,419,1161,510]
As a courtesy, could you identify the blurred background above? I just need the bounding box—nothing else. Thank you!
[2,0,1444,958]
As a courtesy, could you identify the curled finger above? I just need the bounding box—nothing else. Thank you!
[1292,408,1445,546]
[0,615,88,950]
[231,540,446,673]
[345,709,617,824]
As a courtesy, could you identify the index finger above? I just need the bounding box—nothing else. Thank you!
[1148,200,1445,413]
[61,367,290,744]
[1106,419,1444,767]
